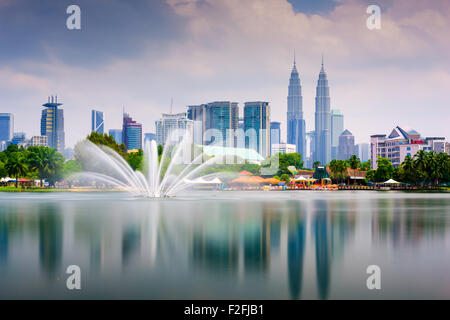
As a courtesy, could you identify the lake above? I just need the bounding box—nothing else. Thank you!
[0,191,449,299]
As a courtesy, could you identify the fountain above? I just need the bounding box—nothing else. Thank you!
[72,130,226,198]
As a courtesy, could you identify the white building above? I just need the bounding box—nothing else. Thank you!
[370,126,446,169]
[28,136,49,147]
[155,112,193,146]
[272,143,296,155]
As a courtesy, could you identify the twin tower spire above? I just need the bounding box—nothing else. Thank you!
[287,52,331,166]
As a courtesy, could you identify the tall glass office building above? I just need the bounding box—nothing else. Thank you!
[244,102,270,158]
[91,110,104,134]
[123,113,142,151]
[314,59,331,165]
[108,129,123,144]
[0,113,14,143]
[270,122,281,156]
[41,96,65,152]
[205,101,239,148]
[331,109,344,160]
[187,105,206,146]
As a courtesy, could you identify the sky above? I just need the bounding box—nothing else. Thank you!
[1,0,449,148]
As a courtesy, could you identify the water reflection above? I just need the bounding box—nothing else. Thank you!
[0,192,449,299]
[287,205,306,300]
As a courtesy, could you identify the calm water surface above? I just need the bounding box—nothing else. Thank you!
[0,191,450,299]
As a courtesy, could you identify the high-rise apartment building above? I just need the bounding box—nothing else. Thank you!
[155,112,193,146]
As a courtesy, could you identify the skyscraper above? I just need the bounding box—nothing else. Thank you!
[314,58,331,165]
[244,101,270,158]
[337,129,355,160]
[155,112,193,146]
[187,105,206,145]
[287,56,306,157]
[108,129,123,144]
[41,96,65,152]
[0,113,13,143]
[123,113,142,151]
[331,109,344,160]
[270,122,281,156]
[356,143,370,162]
[205,101,239,148]
[144,133,156,145]
[12,132,26,145]
[91,110,104,134]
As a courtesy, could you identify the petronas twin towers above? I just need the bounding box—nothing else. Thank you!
[287,56,331,165]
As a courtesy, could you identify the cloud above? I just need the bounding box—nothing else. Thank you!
[1,0,449,148]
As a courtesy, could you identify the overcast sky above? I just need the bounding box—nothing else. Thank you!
[1,0,449,148]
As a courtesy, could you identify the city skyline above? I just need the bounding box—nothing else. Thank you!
[0,0,449,149]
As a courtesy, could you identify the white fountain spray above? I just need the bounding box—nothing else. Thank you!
[72,130,225,198]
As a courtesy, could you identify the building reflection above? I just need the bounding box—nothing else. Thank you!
[372,198,447,247]
[314,201,332,300]
[0,214,8,265]
[38,205,63,277]
[191,203,239,274]
[287,203,306,300]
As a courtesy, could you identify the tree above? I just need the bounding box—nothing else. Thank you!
[43,148,65,186]
[436,152,450,184]
[374,157,394,182]
[399,154,416,183]
[0,160,7,179]
[86,132,126,157]
[262,152,303,176]
[313,161,321,169]
[366,169,376,182]
[280,174,291,183]
[328,159,347,183]
[63,159,83,188]
[360,160,371,171]
[5,152,28,188]
[127,149,144,171]
[414,150,428,183]
[348,155,361,170]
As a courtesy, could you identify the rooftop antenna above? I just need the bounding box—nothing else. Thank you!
[170,98,173,114]
[55,95,57,103]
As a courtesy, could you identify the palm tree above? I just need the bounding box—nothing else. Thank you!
[436,152,450,185]
[414,150,428,184]
[426,151,439,185]
[400,154,415,183]
[5,152,28,188]
[43,148,65,186]
[348,155,361,169]
[27,147,47,187]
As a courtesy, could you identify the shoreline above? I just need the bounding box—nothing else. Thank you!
[0,187,448,193]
